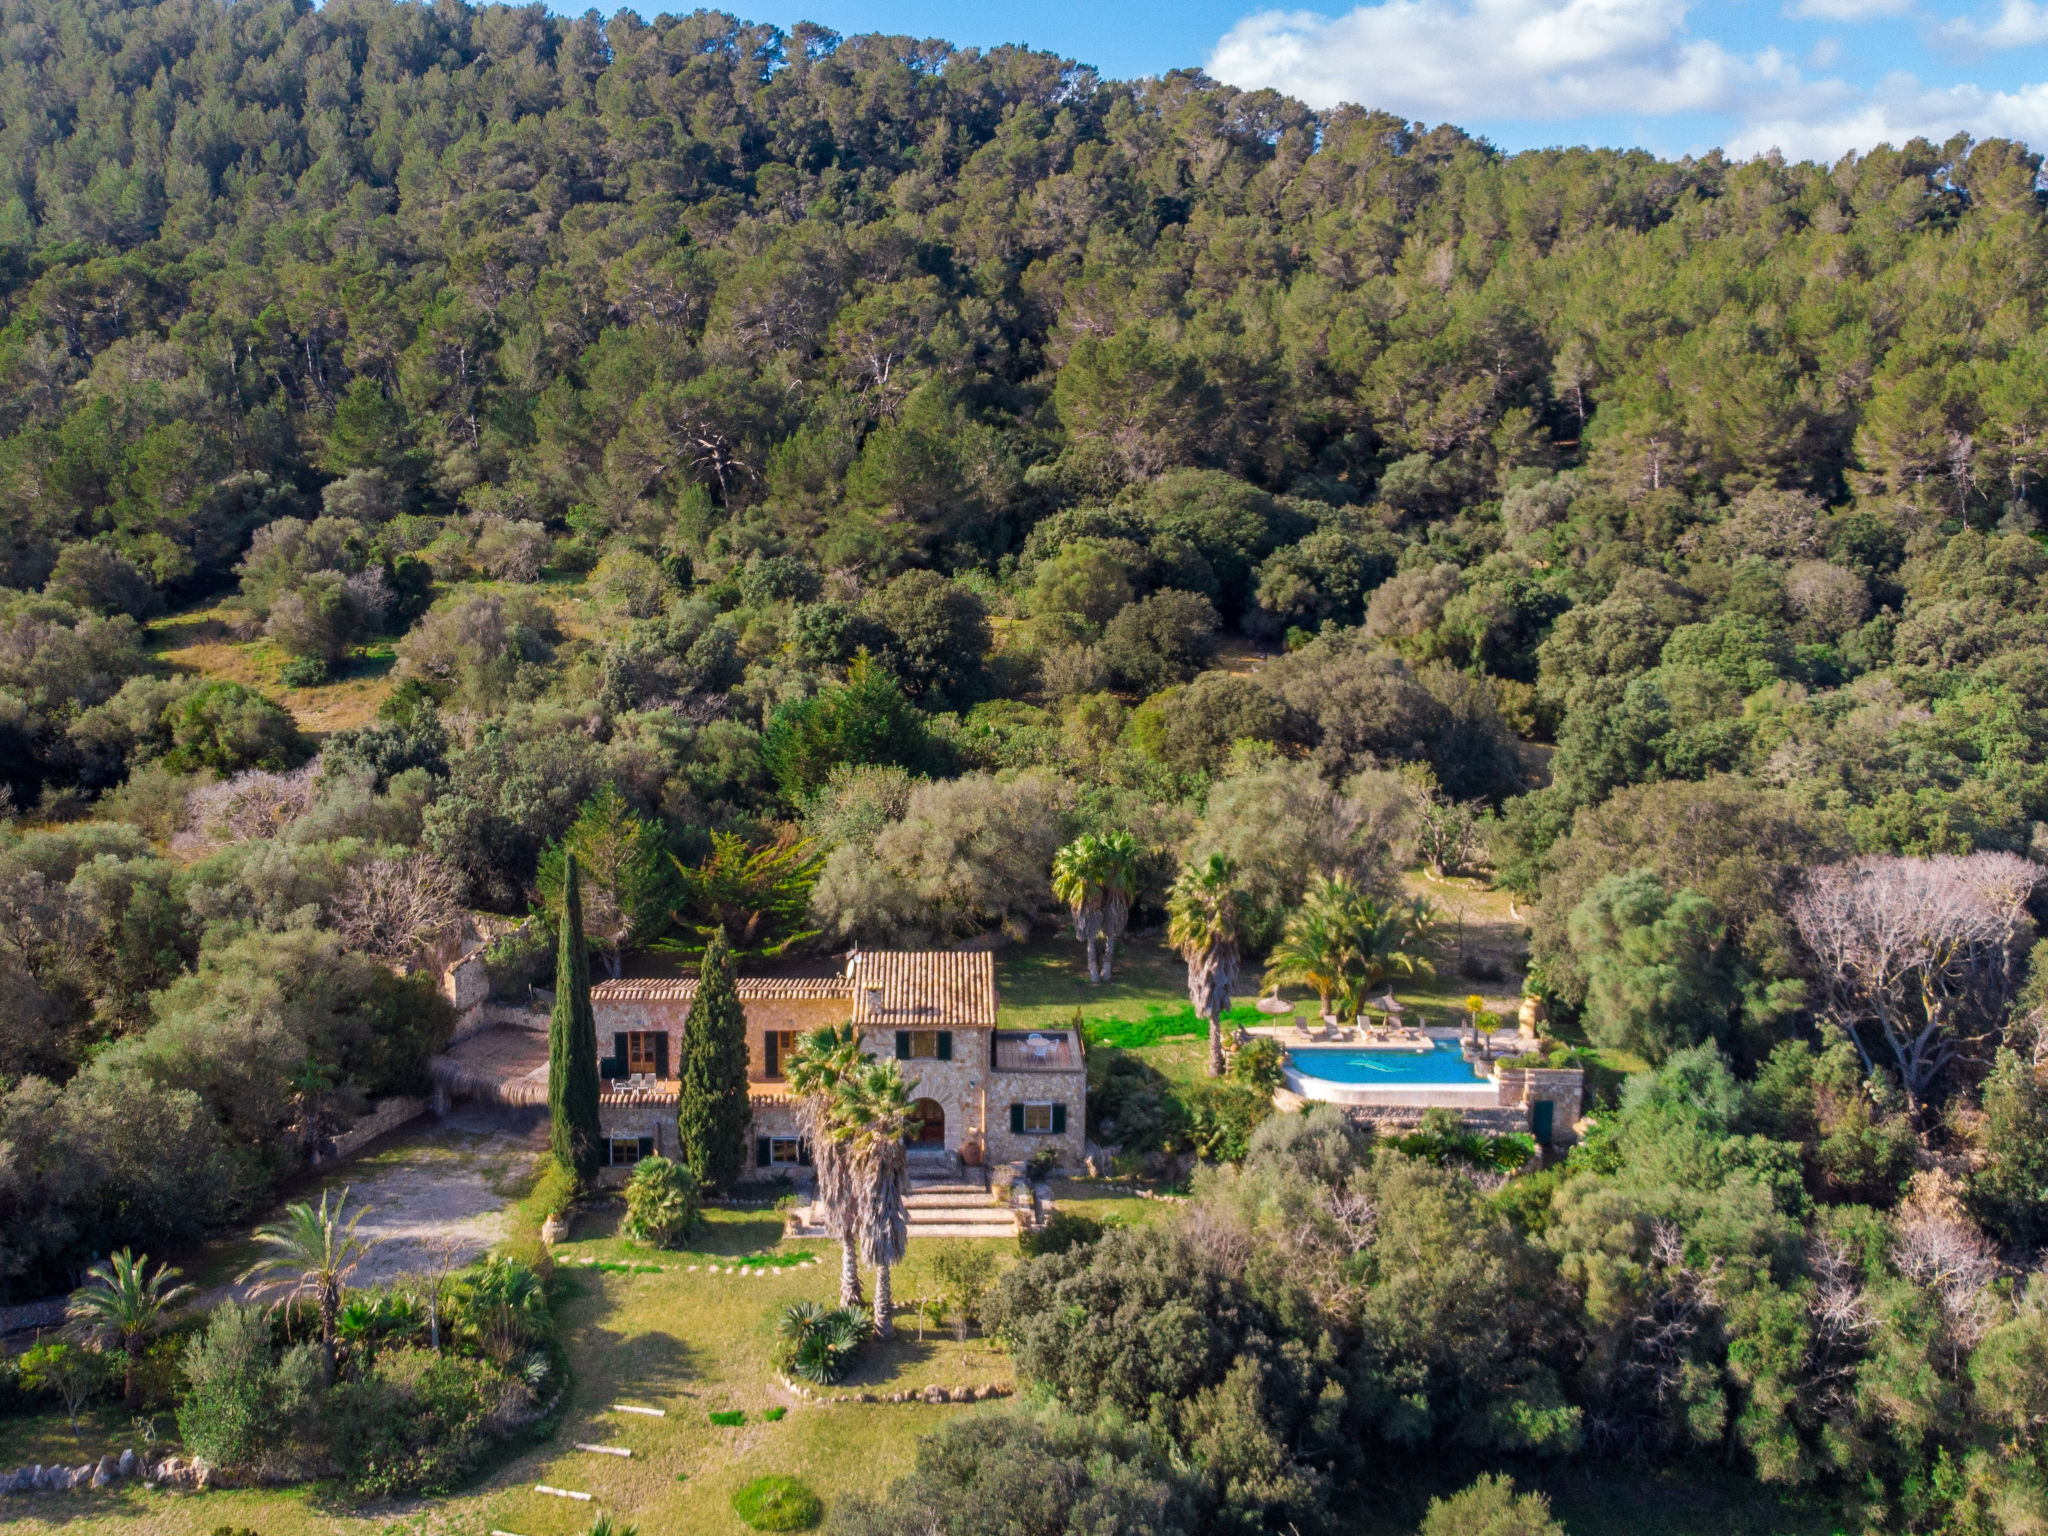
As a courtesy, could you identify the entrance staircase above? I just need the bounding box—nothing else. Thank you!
[788,1148,1039,1240]
[904,1148,1019,1239]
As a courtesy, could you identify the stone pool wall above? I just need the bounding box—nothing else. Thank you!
[1277,1042,1584,1146]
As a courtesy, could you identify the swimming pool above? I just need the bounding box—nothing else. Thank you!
[1286,1040,1492,1087]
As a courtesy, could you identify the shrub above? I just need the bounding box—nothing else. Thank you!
[776,1301,871,1384]
[17,1341,103,1433]
[1419,1474,1566,1536]
[279,655,330,687]
[1180,1080,1273,1163]
[175,1304,324,1477]
[159,680,309,775]
[829,1411,1191,1536]
[484,919,553,1000]
[326,1348,524,1496]
[732,1473,823,1531]
[930,1242,1000,1337]
[452,1257,552,1363]
[710,1409,746,1426]
[1020,1211,1103,1258]
[622,1154,701,1246]
[763,1405,787,1421]
[1230,1036,1285,1092]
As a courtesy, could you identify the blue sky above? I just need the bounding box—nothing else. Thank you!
[742,0,2048,163]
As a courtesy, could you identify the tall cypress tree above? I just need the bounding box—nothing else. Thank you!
[677,929,751,1191]
[548,852,602,1185]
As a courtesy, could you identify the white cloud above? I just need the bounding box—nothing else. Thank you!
[1204,0,1800,120]
[1935,0,2048,52]
[1724,72,2048,159]
[1783,0,1911,21]
[1204,0,2048,162]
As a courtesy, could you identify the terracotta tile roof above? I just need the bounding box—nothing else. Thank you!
[591,977,851,1003]
[849,950,997,1026]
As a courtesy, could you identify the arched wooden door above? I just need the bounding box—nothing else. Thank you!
[910,1097,946,1144]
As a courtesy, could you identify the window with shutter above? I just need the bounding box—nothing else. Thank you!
[638,1135,654,1159]
[895,1031,910,1060]
[1009,1103,1024,1134]
[1051,1104,1067,1134]
[756,1136,772,1167]
[936,1031,952,1061]
[654,1033,670,1080]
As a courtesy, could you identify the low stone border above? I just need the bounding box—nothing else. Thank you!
[1,1448,173,1493]
[775,1373,1013,1406]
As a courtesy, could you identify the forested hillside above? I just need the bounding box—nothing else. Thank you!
[11,1,2048,1529]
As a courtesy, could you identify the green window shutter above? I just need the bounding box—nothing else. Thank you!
[798,1139,813,1166]
[936,1031,952,1061]
[1009,1103,1025,1135]
[1051,1104,1067,1134]
[602,1138,614,1167]
[654,1034,669,1079]
[602,1032,627,1080]
[638,1136,654,1159]
[756,1137,771,1168]
[764,1032,779,1078]
[895,1031,910,1060]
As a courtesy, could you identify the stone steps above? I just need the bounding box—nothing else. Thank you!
[908,1207,1015,1226]
[904,1220,1026,1239]
[905,1191,1000,1210]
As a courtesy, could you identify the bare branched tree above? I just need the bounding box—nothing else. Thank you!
[1893,1178,2002,1365]
[331,853,467,965]
[1588,1221,1725,1456]
[1790,852,2038,1109]
[177,762,320,849]
[1801,1233,1873,1421]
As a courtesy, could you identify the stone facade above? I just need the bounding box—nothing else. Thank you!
[588,954,1087,1177]
[1493,1067,1585,1145]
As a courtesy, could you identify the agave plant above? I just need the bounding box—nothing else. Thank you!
[777,1300,873,1385]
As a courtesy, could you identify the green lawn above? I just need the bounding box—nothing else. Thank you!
[0,1207,1051,1536]
[995,929,1191,1029]
[996,871,1538,1039]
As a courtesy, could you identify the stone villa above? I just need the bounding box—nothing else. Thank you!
[586,950,1086,1178]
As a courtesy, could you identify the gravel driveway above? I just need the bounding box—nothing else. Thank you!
[197,1104,546,1305]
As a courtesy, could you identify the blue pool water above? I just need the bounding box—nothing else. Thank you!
[1287,1041,1490,1086]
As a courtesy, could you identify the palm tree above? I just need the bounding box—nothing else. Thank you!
[237,1186,377,1384]
[1270,876,1435,1022]
[786,1023,870,1310]
[1344,887,1435,1012]
[454,1255,550,1364]
[1051,835,1109,982]
[829,1058,918,1338]
[1167,853,1246,1078]
[1264,901,1348,1021]
[66,1249,193,1408]
[1096,830,1140,982]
